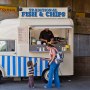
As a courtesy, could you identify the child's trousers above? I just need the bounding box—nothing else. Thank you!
[28,76,34,88]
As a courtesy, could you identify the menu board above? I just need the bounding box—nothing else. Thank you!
[18,27,29,44]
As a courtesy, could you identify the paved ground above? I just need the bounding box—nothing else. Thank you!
[0,76,90,90]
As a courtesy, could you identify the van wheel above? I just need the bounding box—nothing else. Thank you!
[42,68,49,83]
[0,71,3,84]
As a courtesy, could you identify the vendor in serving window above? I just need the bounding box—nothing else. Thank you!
[39,28,54,44]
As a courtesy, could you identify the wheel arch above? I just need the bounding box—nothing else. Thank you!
[0,66,5,77]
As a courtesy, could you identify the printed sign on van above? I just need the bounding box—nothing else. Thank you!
[19,7,68,18]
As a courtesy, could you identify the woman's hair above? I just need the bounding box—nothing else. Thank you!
[27,61,32,67]
[46,44,54,47]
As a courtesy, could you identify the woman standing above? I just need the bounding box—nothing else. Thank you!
[43,44,60,88]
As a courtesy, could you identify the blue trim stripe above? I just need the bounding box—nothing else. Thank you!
[40,58,42,76]
[23,57,26,77]
[29,57,32,61]
[45,61,48,68]
[34,58,37,76]
[7,56,10,76]
[13,56,16,76]
[2,56,5,68]
[18,57,21,76]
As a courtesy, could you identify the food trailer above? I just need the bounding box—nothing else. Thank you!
[0,7,74,81]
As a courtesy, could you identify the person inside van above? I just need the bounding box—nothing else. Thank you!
[39,28,54,44]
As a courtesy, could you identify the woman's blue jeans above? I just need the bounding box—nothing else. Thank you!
[46,62,60,88]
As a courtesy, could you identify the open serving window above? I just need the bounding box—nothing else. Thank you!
[29,26,73,52]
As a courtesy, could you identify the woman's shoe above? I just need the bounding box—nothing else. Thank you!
[44,85,51,88]
[44,86,47,88]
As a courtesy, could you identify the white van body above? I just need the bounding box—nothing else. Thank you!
[0,18,74,78]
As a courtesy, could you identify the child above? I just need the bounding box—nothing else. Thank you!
[27,61,37,88]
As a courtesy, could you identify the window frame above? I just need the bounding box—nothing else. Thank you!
[0,39,17,55]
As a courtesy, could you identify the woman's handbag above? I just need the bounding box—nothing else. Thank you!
[55,51,64,64]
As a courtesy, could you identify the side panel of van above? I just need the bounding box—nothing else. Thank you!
[0,56,48,77]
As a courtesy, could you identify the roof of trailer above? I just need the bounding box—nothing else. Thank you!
[0,19,20,26]
[0,18,73,27]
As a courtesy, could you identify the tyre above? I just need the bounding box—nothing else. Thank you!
[0,71,3,84]
[42,68,49,83]
[42,68,54,83]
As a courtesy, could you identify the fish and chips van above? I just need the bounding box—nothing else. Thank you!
[0,7,74,82]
